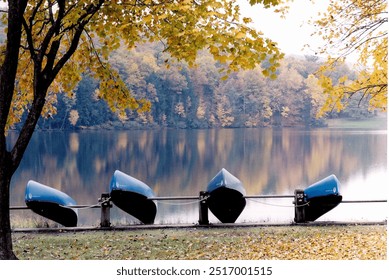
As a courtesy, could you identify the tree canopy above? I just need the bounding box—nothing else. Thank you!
[310,0,387,116]
[3,0,285,131]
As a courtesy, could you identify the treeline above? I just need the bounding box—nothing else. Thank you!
[14,42,376,130]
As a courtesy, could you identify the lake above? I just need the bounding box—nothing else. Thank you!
[8,127,387,226]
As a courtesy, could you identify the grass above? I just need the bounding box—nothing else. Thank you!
[12,225,387,260]
[11,215,59,229]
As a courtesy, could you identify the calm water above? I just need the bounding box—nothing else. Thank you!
[8,127,388,226]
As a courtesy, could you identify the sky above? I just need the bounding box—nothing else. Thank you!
[238,0,329,57]
[0,1,331,58]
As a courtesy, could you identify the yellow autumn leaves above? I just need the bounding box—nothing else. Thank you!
[13,226,387,260]
[3,0,385,129]
[312,0,387,116]
[3,0,286,130]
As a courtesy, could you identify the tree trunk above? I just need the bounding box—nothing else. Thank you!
[0,0,28,260]
[0,162,17,260]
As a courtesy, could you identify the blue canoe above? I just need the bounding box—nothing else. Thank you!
[206,168,246,223]
[303,174,343,221]
[25,180,78,227]
[109,170,157,224]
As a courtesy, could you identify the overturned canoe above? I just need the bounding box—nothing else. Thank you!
[206,168,246,223]
[109,170,157,224]
[25,180,78,227]
[303,174,343,221]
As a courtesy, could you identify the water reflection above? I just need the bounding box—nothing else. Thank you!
[9,128,387,226]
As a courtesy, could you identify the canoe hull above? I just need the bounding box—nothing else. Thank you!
[206,169,246,223]
[207,187,246,223]
[110,170,157,224]
[303,174,342,221]
[110,190,157,224]
[304,195,343,221]
[25,201,78,227]
[25,180,78,227]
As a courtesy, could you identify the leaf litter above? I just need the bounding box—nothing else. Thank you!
[13,225,386,260]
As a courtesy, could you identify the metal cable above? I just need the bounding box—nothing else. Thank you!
[246,198,309,208]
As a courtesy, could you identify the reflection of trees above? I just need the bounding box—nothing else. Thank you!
[10,129,386,209]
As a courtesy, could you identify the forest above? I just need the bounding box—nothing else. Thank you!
[2,35,377,130]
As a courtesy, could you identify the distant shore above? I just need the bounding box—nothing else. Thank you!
[9,114,386,132]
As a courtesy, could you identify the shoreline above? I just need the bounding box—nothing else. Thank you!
[12,220,387,234]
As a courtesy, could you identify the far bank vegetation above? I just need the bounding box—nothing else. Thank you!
[11,42,380,130]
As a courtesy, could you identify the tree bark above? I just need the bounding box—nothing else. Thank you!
[0,166,17,260]
[0,0,28,260]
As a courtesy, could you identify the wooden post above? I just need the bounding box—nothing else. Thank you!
[294,189,306,223]
[198,191,209,225]
[99,193,112,228]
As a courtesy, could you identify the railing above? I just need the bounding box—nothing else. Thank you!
[10,192,387,227]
